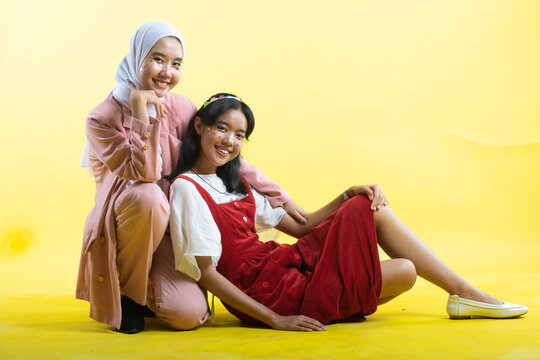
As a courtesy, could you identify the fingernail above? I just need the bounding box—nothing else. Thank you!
[302,220,307,225]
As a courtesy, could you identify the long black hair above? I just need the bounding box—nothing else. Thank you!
[167,93,255,194]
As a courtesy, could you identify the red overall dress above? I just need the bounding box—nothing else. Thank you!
[175,175,382,324]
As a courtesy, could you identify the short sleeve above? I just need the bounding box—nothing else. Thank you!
[169,178,222,281]
[252,188,286,232]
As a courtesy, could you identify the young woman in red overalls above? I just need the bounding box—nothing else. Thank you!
[167,93,527,331]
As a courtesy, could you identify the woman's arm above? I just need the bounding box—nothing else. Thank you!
[238,156,290,206]
[196,256,326,332]
[239,156,308,224]
[276,185,388,238]
[86,85,171,182]
[86,112,162,182]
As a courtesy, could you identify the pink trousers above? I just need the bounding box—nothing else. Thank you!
[114,182,210,330]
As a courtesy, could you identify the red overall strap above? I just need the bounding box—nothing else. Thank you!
[169,175,255,204]
[170,174,223,205]
[169,174,254,209]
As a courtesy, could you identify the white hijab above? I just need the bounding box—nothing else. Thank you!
[80,21,185,170]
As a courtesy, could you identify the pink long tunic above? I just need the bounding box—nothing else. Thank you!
[76,93,290,328]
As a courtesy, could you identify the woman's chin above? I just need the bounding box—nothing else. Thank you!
[154,89,169,98]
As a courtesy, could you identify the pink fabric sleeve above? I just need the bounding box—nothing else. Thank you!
[86,114,162,182]
[239,155,291,207]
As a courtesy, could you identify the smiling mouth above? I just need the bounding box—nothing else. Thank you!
[215,146,231,156]
[153,79,170,89]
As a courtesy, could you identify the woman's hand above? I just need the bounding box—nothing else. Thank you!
[283,198,309,225]
[270,314,327,332]
[129,82,168,123]
[349,184,388,211]
[196,256,326,332]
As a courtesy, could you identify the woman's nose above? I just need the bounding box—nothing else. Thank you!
[222,133,234,144]
[160,64,172,77]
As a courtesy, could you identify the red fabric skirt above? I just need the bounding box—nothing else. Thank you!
[228,195,382,325]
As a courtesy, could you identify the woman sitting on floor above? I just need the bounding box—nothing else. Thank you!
[167,93,528,331]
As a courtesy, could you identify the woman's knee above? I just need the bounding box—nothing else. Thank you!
[339,195,373,220]
[380,258,417,298]
[346,194,372,212]
[128,183,169,216]
[155,298,209,330]
[394,258,417,291]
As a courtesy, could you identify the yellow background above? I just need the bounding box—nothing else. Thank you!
[0,0,539,359]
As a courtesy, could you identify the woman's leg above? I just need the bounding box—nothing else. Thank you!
[374,206,503,304]
[378,258,417,305]
[114,182,169,305]
[148,235,210,330]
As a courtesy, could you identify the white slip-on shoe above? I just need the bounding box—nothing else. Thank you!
[446,294,528,319]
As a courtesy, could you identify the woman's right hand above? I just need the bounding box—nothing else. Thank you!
[270,314,327,332]
[196,256,327,333]
[348,184,388,211]
[129,82,168,123]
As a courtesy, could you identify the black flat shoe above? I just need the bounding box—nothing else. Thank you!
[116,296,145,334]
[141,305,156,318]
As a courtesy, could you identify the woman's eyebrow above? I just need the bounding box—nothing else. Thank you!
[149,51,183,61]
[216,120,246,133]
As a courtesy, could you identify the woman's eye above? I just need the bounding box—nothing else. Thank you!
[216,126,227,132]
[236,134,245,140]
[153,57,163,63]
[173,61,182,67]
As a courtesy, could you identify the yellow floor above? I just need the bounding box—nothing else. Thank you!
[1,1,539,358]
[1,273,538,360]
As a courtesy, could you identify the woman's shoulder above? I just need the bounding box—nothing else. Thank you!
[86,95,123,125]
[170,174,199,195]
[165,92,197,116]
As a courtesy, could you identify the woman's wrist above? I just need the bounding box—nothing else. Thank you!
[266,312,281,328]
[342,187,353,201]
[130,94,150,124]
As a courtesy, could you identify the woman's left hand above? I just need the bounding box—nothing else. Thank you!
[349,184,388,211]
[129,82,169,122]
[283,198,310,225]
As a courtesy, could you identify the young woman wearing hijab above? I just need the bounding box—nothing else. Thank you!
[76,21,307,334]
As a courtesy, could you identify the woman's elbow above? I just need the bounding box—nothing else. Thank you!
[279,225,308,239]
[197,269,217,290]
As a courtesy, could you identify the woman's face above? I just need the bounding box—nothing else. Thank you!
[138,36,183,98]
[195,109,248,173]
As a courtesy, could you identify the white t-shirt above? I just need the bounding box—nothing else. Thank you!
[169,173,286,281]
